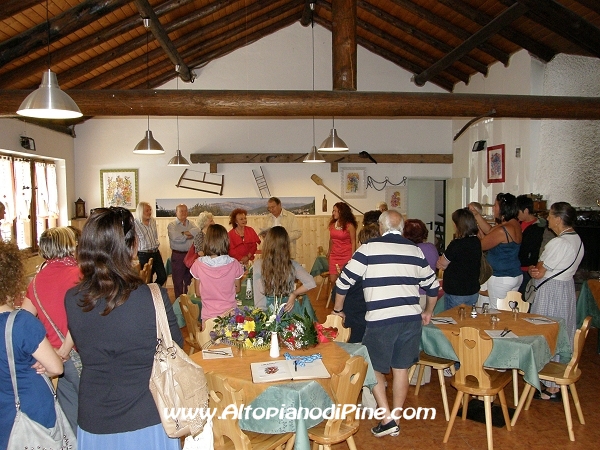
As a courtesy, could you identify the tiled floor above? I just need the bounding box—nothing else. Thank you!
[173,286,600,449]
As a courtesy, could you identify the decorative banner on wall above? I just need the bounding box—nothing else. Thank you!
[155,197,315,217]
[100,169,139,210]
[487,144,505,183]
[385,186,408,214]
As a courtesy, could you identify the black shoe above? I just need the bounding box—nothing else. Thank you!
[533,388,561,402]
[371,420,400,437]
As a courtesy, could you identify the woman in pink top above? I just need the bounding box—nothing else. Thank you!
[191,224,245,322]
[327,202,357,286]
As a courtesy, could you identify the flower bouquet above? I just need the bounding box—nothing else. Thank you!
[210,306,271,350]
[265,297,319,351]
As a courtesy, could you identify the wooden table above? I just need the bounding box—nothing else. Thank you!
[190,341,375,450]
[421,306,571,390]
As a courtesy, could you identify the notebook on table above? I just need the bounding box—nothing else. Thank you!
[250,359,330,383]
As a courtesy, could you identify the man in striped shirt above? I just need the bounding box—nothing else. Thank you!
[333,209,439,437]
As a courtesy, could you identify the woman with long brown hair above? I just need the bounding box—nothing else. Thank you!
[65,207,182,449]
[253,226,316,313]
[327,202,357,286]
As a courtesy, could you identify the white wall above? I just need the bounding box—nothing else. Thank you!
[453,50,600,207]
[74,23,452,214]
[0,118,75,223]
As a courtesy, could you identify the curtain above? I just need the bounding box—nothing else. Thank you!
[13,158,32,220]
[0,156,15,221]
[46,163,59,218]
[36,161,49,217]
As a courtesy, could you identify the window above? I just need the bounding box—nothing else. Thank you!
[0,154,59,249]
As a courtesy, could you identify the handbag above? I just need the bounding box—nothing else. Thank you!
[524,240,583,304]
[148,283,209,438]
[5,310,77,450]
[32,276,82,376]
[479,253,493,285]
[184,244,198,269]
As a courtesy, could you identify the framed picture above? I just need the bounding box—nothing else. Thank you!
[385,186,407,214]
[487,144,505,183]
[341,167,366,198]
[100,169,139,210]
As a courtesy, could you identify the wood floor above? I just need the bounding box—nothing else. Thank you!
[171,285,600,450]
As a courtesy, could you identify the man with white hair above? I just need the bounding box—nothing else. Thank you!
[259,197,302,259]
[332,209,438,438]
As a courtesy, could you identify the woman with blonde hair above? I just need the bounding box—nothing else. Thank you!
[1,240,64,449]
[193,211,215,255]
[22,226,81,432]
[253,226,316,314]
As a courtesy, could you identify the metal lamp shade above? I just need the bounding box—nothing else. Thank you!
[167,149,190,166]
[318,128,349,152]
[303,145,325,163]
[133,129,165,154]
[17,70,82,119]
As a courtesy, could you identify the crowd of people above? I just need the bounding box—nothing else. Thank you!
[0,192,585,446]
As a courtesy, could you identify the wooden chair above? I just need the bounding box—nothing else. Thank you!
[198,318,217,348]
[180,294,202,354]
[496,290,530,405]
[443,327,512,450]
[140,257,153,284]
[321,314,351,343]
[307,355,368,450]
[511,316,592,441]
[408,352,455,421]
[206,372,295,450]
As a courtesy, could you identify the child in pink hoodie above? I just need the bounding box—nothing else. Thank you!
[190,224,244,321]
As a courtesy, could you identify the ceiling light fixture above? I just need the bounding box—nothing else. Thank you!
[318,117,349,152]
[168,78,190,166]
[134,21,164,154]
[304,5,325,164]
[17,0,82,119]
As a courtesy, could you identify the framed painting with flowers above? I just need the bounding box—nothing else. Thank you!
[100,169,139,210]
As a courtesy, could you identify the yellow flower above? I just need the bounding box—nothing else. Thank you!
[225,330,232,337]
[243,320,255,332]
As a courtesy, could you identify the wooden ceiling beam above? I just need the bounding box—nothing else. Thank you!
[574,0,600,16]
[0,0,130,69]
[331,0,357,91]
[0,0,44,21]
[189,153,453,173]
[357,0,488,76]
[58,0,241,89]
[315,15,455,90]
[507,0,600,57]
[2,90,600,119]
[438,0,555,62]
[0,0,197,89]
[106,2,301,90]
[388,0,510,66]
[133,0,194,83]
[414,2,528,87]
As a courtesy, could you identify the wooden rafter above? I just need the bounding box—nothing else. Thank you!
[331,0,357,91]
[413,3,528,87]
[437,0,555,62]
[133,0,195,83]
[189,153,453,173]
[0,0,44,21]
[2,90,600,119]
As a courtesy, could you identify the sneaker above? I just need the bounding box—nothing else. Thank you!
[443,367,453,377]
[371,420,400,437]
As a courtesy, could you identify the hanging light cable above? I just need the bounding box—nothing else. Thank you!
[134,22,164,154]
[304,5,325,164]
[168,78,190,166]
[17,0,82,119]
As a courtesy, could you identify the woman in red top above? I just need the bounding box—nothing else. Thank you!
[228,208,261,266]
[327,202,357,286]
[22,227,81,433]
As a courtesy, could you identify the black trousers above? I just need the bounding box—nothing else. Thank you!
[138,250,167,286]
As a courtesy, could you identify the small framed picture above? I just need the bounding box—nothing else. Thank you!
[487,144,505,183]
[341,168,366,198]
[100,169,139,210]
[385,186,407,214]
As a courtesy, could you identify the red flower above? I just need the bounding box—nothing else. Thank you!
[245,316,254,322]
[235,315,245,323]
[288,324,296,331]
[248,331,256,338]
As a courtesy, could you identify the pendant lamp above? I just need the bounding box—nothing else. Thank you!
[303,5,325,164]
[134,22,164,154]
[168,82,190,166]
[17,1,82,119]
[318,118,349,152]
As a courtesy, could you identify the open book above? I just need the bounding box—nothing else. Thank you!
[250,359,331,383]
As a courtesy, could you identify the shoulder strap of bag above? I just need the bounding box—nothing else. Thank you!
[32,275,66,343]
[534,240,583,291]
[148,283,173,348]
[5,310,57,412]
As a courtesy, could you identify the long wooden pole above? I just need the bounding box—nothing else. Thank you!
[1,90,600,119]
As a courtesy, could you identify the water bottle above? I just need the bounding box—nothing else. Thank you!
[471,305,478,318]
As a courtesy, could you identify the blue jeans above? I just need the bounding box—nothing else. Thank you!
[444,293,479,310]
